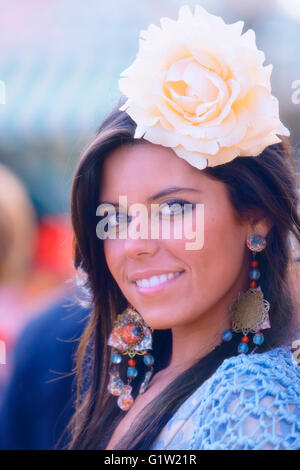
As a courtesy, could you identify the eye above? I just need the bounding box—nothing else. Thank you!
[158,200,194,218]
[106,211,129,229]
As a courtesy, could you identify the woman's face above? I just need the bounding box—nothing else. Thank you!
[99,141,251,330]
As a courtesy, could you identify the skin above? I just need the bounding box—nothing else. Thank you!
[99,141,273,374]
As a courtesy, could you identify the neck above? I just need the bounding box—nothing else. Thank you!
[167,276,248,371]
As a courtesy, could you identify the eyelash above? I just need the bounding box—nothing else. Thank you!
[159,199,195,217]
[105,199,195,229]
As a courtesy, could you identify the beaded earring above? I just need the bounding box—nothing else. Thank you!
[107,305,155,411]
[222,233,271,354]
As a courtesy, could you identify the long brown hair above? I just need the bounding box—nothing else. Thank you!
[63,98,300,450]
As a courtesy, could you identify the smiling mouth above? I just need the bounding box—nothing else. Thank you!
[133,271,185,294]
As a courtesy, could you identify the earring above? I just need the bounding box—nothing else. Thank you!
[107,304,154,411]
[222,233,271,354]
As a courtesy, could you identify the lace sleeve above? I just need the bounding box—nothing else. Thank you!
[189,349,300,450]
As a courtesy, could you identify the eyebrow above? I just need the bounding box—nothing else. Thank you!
[147,186,201,202]
[99,186,202,206]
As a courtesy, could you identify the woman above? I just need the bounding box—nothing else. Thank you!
[66,6,300,450]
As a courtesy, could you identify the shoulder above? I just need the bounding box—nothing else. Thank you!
[189,346,300,450]
[211,345,300,395]
[14,290,89,364]
[200,346,300,406]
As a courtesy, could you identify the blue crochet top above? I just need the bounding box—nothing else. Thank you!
[150,346,300,450]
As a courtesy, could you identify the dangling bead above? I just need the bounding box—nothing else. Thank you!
[143,354,154,366]
[222,330,232,341]
[241,335,249,343]
[127,366,138,378]
[111,353,122,364]
[117,384,134,411]
[139,370,154,394]
[128,358,136,366]
[238,342,249,354]
[107,369,124,396]
[250,280,257,288]
[250,260,259,268]
[137,353,155,395]
[249,269,260,280]
[253,331,264,345]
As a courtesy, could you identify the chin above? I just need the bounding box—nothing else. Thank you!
[138,309,171,329]
[139,309,187,330]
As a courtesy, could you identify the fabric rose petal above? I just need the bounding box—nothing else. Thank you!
[119,5,290,170]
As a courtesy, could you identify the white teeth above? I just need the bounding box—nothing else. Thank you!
[159,274,168,283]
[149,276,159,287]
[136,271,182,288]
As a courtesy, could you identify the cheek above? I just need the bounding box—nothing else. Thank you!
[186,205,246,295]
[103,240,123,281]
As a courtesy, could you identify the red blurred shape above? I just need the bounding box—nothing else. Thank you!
[34,214,74,279]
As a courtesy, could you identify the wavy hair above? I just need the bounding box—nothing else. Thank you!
[62,99,300,450]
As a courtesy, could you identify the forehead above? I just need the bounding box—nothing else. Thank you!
[99,142,210,201]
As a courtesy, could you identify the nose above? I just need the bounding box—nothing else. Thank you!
[123,207,163,259]
[124,235,160,259]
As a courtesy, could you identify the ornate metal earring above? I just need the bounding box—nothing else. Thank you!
[222,233,271,354]
[107,304,155,411]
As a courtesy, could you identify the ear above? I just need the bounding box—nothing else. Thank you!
[244,209,274,240]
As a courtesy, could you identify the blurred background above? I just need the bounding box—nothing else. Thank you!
[0,0,299,449]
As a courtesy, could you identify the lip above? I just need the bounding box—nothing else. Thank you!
[132,271,185,296]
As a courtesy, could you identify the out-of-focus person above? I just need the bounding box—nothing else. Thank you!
[0,163,37,396]
[0,163,74,401]
[0,284,90,450]
[0,163,89,449]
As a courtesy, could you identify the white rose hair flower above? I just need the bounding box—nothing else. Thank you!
[119,5,290,170]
